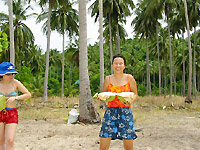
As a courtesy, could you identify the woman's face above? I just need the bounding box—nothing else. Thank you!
[112,57,125,73]
[3,73,15,81]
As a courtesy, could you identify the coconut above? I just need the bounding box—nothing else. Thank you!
[93,92,135,103]
[93,92,116,102]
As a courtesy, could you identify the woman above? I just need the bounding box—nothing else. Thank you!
[0,62,31,150]
[99,54,138,150]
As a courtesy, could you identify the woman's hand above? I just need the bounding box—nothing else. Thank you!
[124,94,137,105]
[122,101,130,106]
[6,96,16,105]
[97,97,107,103]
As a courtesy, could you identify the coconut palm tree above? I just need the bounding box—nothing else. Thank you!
[175,1,186,96]
[37,0,78,97]
[145,0,163,96]
[114,0,134,54]
[37,0,66,101]
[99,0,104,92]
[99,0,106,108]
[132,0,158,96]
[9,0,15,64]
[183,0,192,103]
[146,0,178,100]
[187,0,200,99]
[52,1,78,97]
[163,0,178,100]
[78,0,100,123]
[170,9,182,96]
[39,0,53,101]
[0,0,35,66]
[90,0,134,73]
[159,28,169,95]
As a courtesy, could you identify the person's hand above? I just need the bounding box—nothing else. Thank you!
[122,99,130,106]
[6,96,16,105]
[97,97,106,103]
[124,94,137,105]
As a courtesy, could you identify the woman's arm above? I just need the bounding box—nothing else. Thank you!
[97,76,109,102]
[14,79,31,100]
[128,74,138,104]
[102,76,109,92]
[6,79,31,104]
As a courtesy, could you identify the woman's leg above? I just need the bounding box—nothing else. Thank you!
[0,123,5,150]
[100,138,111,150]
[5,123,17,150]
[123,139,133,150]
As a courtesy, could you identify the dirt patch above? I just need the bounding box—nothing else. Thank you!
[15,110,200,150]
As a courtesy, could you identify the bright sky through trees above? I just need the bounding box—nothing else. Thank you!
[0,0,136,52]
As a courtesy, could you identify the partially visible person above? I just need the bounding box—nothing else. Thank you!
[0,62,31,150]
[98,54,138,150]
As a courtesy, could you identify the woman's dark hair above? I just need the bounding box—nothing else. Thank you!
[0,76,2,81]
[112,54,126,65]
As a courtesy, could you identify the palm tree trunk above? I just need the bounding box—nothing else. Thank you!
[182,31,185,96]
[172,36,176,96]
[174,67,176,96]
[164,56,167,96]
[156,25,161,96]
[193,27,197,99]
[79,0,100,123]
[43,0,52,101]
[167,16,173,100]
[61,33,65,97]
[99,0,104,102]
[99,0,104,92]
[198,73,199,96]
[8,0,15,64]
[99,0,106,108]
[153,60,155,93]
[116,24,120,54]
[183,0,192,102]
[109,13,113,74]
[146,37,151,96]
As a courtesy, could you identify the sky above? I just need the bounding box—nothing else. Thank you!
[0,0,137,53]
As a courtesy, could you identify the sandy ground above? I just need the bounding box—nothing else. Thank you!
[14,110,200,150]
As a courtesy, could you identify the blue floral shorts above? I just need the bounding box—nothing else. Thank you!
[99,107,137,140]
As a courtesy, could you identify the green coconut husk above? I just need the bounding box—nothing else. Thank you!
[93,93,116,102]
[93,93,98,99]
[117,95,130,104]
[105,96,116,102]
[0,95,7,110]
